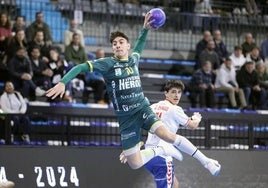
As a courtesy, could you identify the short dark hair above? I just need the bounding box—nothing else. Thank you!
[15,46,25,52]
[225,57,232,62]
[234,45,242,51]
[245,61,254,65]
[30,45,40,52]
[35,12,42,17]
[110,31,129,44]
[163,80,185,92]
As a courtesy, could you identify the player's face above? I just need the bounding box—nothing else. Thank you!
[112,37,130,59]
[165,87,182,105]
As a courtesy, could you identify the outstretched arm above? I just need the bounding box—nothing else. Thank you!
[46,63,90,99]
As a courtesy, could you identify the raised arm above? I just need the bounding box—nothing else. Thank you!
[132,12,154,55]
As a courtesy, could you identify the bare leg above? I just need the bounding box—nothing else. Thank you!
[173,177,179,188]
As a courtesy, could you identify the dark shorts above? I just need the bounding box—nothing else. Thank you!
[118,105,159,150]
[144,156,175,188]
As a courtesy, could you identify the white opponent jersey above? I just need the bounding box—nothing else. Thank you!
[145,100,190,148]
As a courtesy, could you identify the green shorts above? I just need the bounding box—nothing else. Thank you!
[118,105,160,150]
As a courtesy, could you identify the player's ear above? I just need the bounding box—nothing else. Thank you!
[164,91,168,97]
[127,43,131,50]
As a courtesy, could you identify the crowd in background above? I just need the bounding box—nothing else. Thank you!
[188,29,268,110]
[0,11,108,105]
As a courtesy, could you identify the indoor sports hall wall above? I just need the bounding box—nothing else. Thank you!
[0,146,267,188]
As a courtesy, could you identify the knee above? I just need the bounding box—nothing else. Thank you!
[127,160,142,170]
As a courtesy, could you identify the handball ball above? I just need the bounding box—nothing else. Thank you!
[149,8,166,29]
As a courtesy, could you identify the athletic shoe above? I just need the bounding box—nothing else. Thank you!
[35,87,46,97]
[0,180,15,188]
[159,140,183,161]
[204,158,221,176]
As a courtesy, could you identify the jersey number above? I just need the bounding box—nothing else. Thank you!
[125,67,134,75]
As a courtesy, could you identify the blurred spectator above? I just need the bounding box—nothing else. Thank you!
[64,19,84,47]
[180,0,196,33]
[83,49,109,104]
[195,30,212,68]
[213,29,229,64]
[64,33,87,66]
[29,46,53,91]
[255,62,268,92]
[244,0,261,15]
[12,16,26,33]
[245,46,263,65]
[236,61,267,110]
[229,45,246,71]
[6,29,28,64]
[28,30,51,63]
[8,47,46,100]
[0,81,31,143]
[0,12,12,65]
[215,58,247,109]
[198,39,220,73]
[260,34,268,61]
[48,47,72,102]
[241,33,257,57]
[194,0,220,32]
[188,61,215,108]
[26,12,53,44]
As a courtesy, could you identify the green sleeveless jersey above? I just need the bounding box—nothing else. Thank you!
[61,28,150,117]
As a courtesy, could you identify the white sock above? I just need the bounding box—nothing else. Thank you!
[140,147,164,165]
[192,149,209,166]
[173,135,208,165]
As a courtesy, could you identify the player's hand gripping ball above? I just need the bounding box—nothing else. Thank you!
[149,8,166,29]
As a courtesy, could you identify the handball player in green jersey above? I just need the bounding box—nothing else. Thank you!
[46,12,221,174]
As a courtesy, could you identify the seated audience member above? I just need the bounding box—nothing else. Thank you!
[28,30,51,63]
[237,61,267,110]
[26,12,53,44]
[195,30,212,68]
[260,35,268,61]
[12,16,26,33]
[180,0,196,33]
[30,46,53,91]
[215,58,247,109]
[241,33,257,57]
[213,29,229,64]
[188,61,216,108]
[64,19,84,47]
[83,49,109,104]
[6,29,28,63]
[245,46,263,65]
[256,62,268,92]
[0,81,31,143]
[194,0,220,31]
[48,48,72,102]
[229,45,246,71]
[198,39,220,73]
[8,47,46,100]
[64,33,87,66]
[0,12,12,65]
[244,0,261,15]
